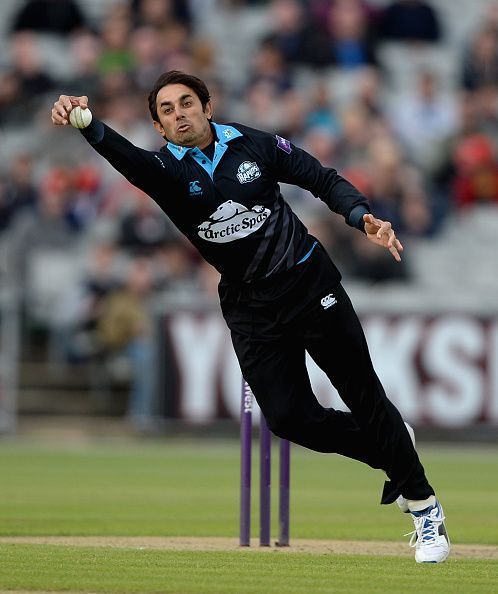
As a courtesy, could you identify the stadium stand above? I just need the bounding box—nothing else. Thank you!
[1,0,497,428]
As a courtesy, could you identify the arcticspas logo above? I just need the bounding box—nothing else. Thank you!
[197,200,270,243]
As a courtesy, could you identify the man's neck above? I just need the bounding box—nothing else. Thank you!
[197,124,215,150]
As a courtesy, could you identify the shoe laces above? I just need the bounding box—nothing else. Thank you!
[405,506,444,548]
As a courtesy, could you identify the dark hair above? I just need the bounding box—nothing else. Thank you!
[148,71,211,122]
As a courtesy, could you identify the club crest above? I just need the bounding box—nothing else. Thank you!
[237,161,261,184]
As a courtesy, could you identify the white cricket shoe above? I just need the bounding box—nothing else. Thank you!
[396,422,415,513]
[407,499,450,563]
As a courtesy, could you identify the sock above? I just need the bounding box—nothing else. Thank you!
[407,495,436,513]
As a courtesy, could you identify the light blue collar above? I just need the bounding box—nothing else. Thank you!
[165,123,242,179]
[211,122,243,144]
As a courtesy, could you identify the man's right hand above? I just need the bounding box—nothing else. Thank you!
[51,95,89,125]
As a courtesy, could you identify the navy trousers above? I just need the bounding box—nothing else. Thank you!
[219,242,434,504]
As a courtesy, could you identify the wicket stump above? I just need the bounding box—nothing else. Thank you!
[240,378,290,546]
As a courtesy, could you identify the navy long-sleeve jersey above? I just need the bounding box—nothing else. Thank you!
[81,119,370,283]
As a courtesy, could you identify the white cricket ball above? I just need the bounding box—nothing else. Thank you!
[69,106,92,129]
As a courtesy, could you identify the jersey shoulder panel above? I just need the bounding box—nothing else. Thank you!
[224,122,278,162]
[226,122,274,143]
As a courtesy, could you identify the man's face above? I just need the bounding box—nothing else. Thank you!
[153,83,213,148]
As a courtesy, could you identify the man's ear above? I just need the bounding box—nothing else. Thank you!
[204,100,213,120]
[153,120,166,138]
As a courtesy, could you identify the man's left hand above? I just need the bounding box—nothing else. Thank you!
[363,214,404,262]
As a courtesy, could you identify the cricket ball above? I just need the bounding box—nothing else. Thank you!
[69,106,92,129]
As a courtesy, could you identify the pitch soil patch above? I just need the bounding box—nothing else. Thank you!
[0,536,497,559]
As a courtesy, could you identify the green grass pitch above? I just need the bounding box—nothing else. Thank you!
[0,438,497,593]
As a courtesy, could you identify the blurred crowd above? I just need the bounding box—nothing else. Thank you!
[2,0,498,426]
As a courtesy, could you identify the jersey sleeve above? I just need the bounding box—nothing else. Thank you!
[269,133,370,231]
[79,119,171,195]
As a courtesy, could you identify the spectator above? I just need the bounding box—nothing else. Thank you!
[0,71,25,126]
[69,162,104,229]
[428,93,482,205]
[452,134,498,208]
[6,169,81,287]
[324,0,378,69]
[365,136,432,237]
[129,26,165,91]
[380,0,441,43]
[94,70,135,111]
[130,0,191,71]
[242,39,302,135]
[0,154,38,233]
[461,26,498,91]
[390,70,458,168]
[202,78,229,124]
[53,241,122,362]
[41,165,91,230]
[235,79,285,130]
[474,85,498,143]
[190,37,218,81]
[10,32,55,95]
[131,0,192,30]
[276,89,308,140]
[263,0,324,67]
[98,10,135,74]
[400,168,434,236]
[82,243,122,326]
[10,0,88,36]
[302,126,338,168]
[355,66,385,118]
[249,40,293,94]
[365,141,397,214]
[310,0,379,25]
[0,33,55,125]
[159,21,191,71]
[64,32,102,98]
[335,103,372,171]
[305,81,341,136]
[97,257,159,431]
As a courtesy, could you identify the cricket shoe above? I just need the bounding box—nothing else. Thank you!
[396,422,416,513]
[406,499,450,563]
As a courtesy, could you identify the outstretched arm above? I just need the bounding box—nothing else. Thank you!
[51,94,170,198]
[268,133,403,261]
